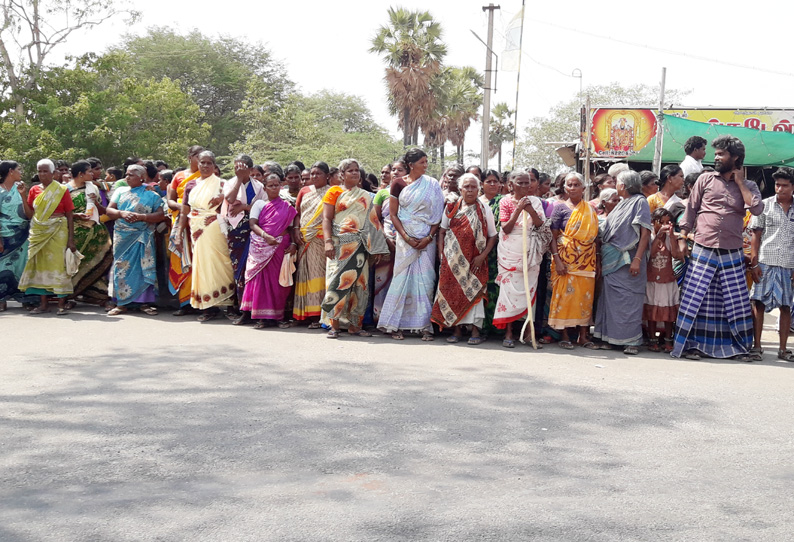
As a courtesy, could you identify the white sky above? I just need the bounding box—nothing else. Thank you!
[58,0,794,164]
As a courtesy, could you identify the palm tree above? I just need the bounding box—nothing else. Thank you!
[370,7,447,147]
[489,102,515,172]
[442,66,484,164]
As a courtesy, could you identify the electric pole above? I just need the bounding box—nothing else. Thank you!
[481,3,500,170]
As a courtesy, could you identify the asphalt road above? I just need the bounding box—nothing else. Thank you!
[2,305,793,541]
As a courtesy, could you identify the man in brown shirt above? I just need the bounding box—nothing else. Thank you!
[672,135,763,360]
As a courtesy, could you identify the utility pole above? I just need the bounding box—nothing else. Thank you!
[481,3,500,170]
[652,67,667,175]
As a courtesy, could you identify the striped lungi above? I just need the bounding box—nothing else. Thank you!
[671,244,753,358]
[750,263,794,311]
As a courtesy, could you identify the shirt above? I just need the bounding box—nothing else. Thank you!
[749,195,794,268]
[27,184,74,215]
[679,155,703,178]
[679,171,763,250]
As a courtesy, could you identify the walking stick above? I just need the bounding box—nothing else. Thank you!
[519,208,538,349]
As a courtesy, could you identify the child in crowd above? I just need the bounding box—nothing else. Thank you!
[644,208,686,352]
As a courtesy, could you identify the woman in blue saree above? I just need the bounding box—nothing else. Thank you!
[0,160,36,309]
[105,165,166,315]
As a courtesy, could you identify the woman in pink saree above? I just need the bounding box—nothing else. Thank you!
[239,174,298,328]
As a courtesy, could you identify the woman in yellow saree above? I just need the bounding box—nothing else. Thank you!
[167,145,203,314]
[321,159,388,338]
[174,151,235,322]
[548,172,599,349]
[18,159,77,315]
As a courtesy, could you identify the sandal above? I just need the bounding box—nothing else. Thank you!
[254,320,268,329]
[172,308,190,317]
[468,336,485,346]
[29,307,51,315]
[538,335,553,344]
[777,349,794,362]
[558,340,575,350]
[580,341,600,350]
[663,338,674,353]
[623,345,639,355]
[391,331,404,340]
[421,332,434,342]
[232,313,248,326]
[647,339,661,353]
[107,307,127,316]
[56,308,69,316]
[141,306,158,316]
[685,350,701,360]
[446,335,461,344]
[349,329,373,337]
[327,329,340,339]
[277,321,293,329]
[502,338,515,349]
[64,300,77,310]
[197,310,218,322]
[308,321,323,329]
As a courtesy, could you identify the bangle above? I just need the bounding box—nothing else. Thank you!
[749,264,759,270]
[552,252,559,256]
[633,256,641,261]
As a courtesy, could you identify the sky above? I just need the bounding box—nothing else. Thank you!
[55,0,794,166]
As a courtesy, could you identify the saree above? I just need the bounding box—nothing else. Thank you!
[18,182,73,296]
[548,200,598,328]
[240,198,298,319]
[0,186,35,302]
[70,184,112,301]
[187,175,235,310]
[378,175,444,333]
[110,186,163,306]
[372,188,395,322]
[321,186,389,327]
[493,196,553,329]
[593,194,652,346]
[224,180,264,300]
[481,194,503,335]
[168,170,199,306]
[293,184,330,320]
[431,199,489,329]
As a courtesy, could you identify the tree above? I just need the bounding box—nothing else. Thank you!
[232,86,402,175]
[442,66,483,165]
[370,7,447,147]
[0,0,139,116]
[0,53,209,173]
[514,83,691,175]
[112,28,292,154]
[489,102,514,172]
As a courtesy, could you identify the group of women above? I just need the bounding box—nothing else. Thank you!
[0,146,698,356]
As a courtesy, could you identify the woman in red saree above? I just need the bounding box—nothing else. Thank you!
[431,174,498,344]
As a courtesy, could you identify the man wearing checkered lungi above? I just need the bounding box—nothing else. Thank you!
[672,135,764,360]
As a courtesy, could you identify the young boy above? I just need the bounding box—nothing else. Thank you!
[749,167,794,361]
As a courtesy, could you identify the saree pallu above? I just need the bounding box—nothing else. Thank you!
[672,244,753,358]
[321,188,388,327]
[548,201,598,328]
[188,176,235,310]
[18,183,73,296]
[168,170,199,306]
[110,187,161,306]
[493,200,552,328]
[431,200,489,329]
[240,198,297,319]
[0,187,34,302]
[70,189,112,301]
[294,185,329,320]
[378,175,444,333]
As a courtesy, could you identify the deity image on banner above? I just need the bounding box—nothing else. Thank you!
[610,117,635,152]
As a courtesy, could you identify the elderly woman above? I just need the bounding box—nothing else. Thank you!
[548,172,599,349]
[647,165,684,213]
[378,148,445,341]
[167,145,203,315]
[292,161,332,326]
[0,161,36,310]
[431,174,498,344]
[321,158,388,338]
[19,159,76,315]
[493,169,552,347]
[597,188,620,221]
[239,174,298,328]
[105,165,166,316]
[66,159,112,306]
[593,170,652,354]
[175,151,236,321]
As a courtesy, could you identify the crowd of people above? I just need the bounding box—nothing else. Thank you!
[1,134,792,362]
